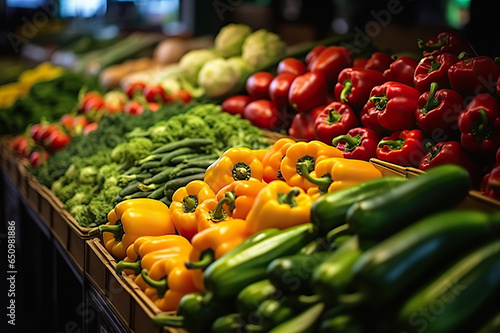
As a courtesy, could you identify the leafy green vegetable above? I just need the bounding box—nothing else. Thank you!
[242,29,286,70]
[214,23,252,58]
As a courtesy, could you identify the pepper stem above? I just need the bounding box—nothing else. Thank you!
[88,223,123,240]
[370,95,389,110]
[210,196,229,222]
[185,250,215,270]
[277,189,300,207]
[378,138,405,150]
[116,260,142,275]
[224,191,236,212]
[325,107,342,125]
[141,269,168,298]
[424,141,442,161]
[472,109,491,140]
[422,82,440,115]
[417,36,448,51]
[299,163,332,192]
[232,162,251,181]
[332,134,361,152]
[154,314,184,328]
[182,195,198,213]
[340,79,353,104]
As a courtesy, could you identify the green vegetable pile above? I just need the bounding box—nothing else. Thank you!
[34,103,270,227]
[0,73,100,135]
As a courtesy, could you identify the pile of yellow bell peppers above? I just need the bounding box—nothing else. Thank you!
[90,138,383,312]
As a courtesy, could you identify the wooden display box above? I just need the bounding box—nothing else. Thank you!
[85,238,185,333]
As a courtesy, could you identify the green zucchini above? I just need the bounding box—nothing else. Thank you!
[150,138,214,155]
[236,279,277,319]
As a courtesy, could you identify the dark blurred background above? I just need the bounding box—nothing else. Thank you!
[0,0,498,59]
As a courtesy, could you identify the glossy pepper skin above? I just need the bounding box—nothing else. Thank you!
[415,82,464,140]
[481,165,500,201]
[215,179,267,220]
[383,56,419,87]
[413,53,459,93]
[364,52,394,72]
[115,234,191,276]
[448,54,500,97]
[288,71,328,112]
[288,105,324,141]
[304,157,383,197]
[332,127,381,161]
[89,199,176,259]
[419,141,479,186]
[186,218,251,290]
[204,147,263,193]
[307,45,353,82]
[195,197,232,232]
[418,31,477,58]
[362,81,421,132]
[245,180,313,233]
[314,101,358,144]
[376,129,426,168]
[169,180,216,241]
[458,93,500,154]
[280,140,343,191]
[334,67,386,111]
[261,138,296,183]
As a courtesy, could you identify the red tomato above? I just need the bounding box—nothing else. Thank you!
[170,90,193,104]
[11,136,30,158]
[269,73,297,110]
[72,115,89,130]
[29,123,43,142]
[124,101,144,116]
[246,72,275,100]
[277,58,307,76]
[148,102,160,112]
[82,93,105,113]
[123,82,146,99]
[243,100,281,130]
[307,46,353,82]
[305,45,326,66]
[83,122,99,135]
[288,71,328,113]
[45,129,71,152]
[104,91,126,114]
[60,114,74,131]
[222,95,252,115]
[35,124,59,144]
[28,150,49,168]
[143,85,170,103]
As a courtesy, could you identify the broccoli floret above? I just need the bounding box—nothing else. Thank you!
[50,178,65,196]
[111,142,128,163]
[100,185,122,203]
[214,23,252,58]
[53,181,79,202]
[127,137,153,163]
[242,29,286,70]
[64,164,79,181]
[182,115,214,141]
[69,205,94,227]
[87,197,114,225]
[149,121,174,144]
[103,176,118,189]
[79,166,98,185]
[96,163,120,186]
[63,184,95,210]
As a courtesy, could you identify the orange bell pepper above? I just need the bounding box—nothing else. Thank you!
[204,147,264,193]
[304,157,383,196]
[195,197,233,232]
[215,179,268,220]
[280,140,343,191]
[261,137,296,183]
[139,244,201,311]
[115,234,192,276]
[253,148,271,163]
[245,180,314,233]
[170,180,216,241]
[185,218,251,290]
[89,198,176,259]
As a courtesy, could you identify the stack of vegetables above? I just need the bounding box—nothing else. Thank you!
[221,31,500,197]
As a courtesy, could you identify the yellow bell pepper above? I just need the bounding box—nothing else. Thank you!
[304,157,383,196]
[245,180,314,233]
[261,137,296,183]
[89,198,176,259]
[204,147,264,193]
[170,180,216,241]
[280,140,343,191]
[215,179,268,220]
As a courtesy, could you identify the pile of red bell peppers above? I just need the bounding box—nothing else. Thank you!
[221,31,500,199]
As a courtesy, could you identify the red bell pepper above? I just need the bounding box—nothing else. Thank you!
[314,101,359,144]
[360,102,389,135]
[288,71,327,112]
[413,53,459,93]
[415,82,464,140]
[481,165,500,201]
[305,45,326,66]
[353,58,369,68]
[307,46,353,83]
[334,67,386,111]
[458,93,500,154]
[383,56,419,87]
[418,32,477,58]
[497,73,500,99]
[332,127,381,161]
[376,129,426,167]
[448,54,500,97]
[419,141,479,184]
[361,81,420,132]
[288,106,324,141]
[269,73,297,110]
[365,52,394,73]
